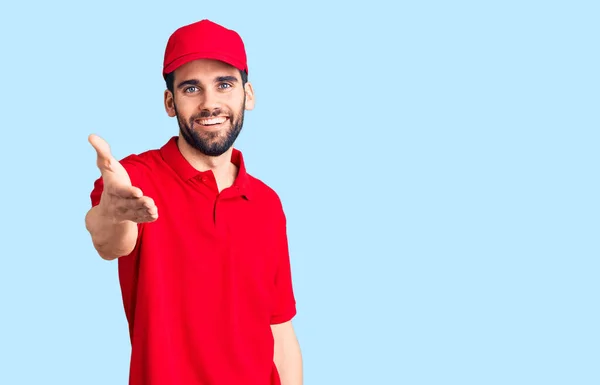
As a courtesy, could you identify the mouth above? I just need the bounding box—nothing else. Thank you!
[194,116,229,129]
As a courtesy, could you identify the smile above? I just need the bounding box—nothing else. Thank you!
[195,117,229,127]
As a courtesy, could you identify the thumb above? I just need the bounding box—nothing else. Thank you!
[89,134,115,173]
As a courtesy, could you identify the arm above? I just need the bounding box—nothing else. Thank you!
[85,206,138,260]
[85,134,158,260]
[272,321,303,385]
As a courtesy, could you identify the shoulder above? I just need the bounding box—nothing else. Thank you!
[247,174,287,219]
[118,148,163,182]
[248,174,282,203]
[119,148,161,173]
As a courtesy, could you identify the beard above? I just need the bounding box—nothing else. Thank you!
[175,100,245,157]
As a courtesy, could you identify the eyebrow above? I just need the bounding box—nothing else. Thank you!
[176,79,200,89]
[215,76,239,83]
[176,76,239,90]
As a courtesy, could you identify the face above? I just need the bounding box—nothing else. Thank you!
[164,59,254,157]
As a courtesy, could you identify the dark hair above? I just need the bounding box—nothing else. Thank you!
[165,69,248,93]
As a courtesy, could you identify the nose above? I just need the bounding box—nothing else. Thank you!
[198,88,221,116]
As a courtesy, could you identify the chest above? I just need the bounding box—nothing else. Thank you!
[140,181,279,292]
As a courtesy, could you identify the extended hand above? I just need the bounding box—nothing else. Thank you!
[89,134,158,223]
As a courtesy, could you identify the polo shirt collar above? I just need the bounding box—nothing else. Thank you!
[160,136,253,199]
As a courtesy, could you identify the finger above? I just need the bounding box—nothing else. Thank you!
[116,198,146,212]
[133,206,158,218]
[131,209,159,223]
[137,214,159,223]
[146,206,158,216]
[139,204,158,217]
[140,197,156,210]
[89,134,115,172]
[108,185,143,199]
[113,196,155,213]
[114,206,157,223]
[89,134,112,160]
[129,196,155,210]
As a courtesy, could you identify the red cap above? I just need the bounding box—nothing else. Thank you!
[163,19,248,79]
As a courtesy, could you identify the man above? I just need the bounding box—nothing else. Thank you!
[85,19,302,385]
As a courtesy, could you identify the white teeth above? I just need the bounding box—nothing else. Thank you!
[197,117,227,126]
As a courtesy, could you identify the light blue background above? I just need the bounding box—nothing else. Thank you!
[0,1,598,384]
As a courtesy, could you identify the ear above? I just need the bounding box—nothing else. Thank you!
[164,90,176,117]
[244,82,255,111]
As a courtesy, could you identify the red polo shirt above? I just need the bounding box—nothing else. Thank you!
[90,136,296,385]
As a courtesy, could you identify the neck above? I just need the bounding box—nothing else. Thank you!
[176,136,238,191]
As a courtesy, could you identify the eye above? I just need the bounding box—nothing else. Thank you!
[218,83,232,90]
[184,86,199,93]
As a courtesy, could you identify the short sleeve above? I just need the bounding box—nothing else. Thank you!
[270,208,297,324]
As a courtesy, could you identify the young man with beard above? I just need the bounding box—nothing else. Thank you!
[85,20,302,385]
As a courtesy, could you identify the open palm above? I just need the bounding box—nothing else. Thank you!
[89,134,158,223]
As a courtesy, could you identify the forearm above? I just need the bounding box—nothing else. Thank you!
[85,205,138,260]
[273,324,303,385]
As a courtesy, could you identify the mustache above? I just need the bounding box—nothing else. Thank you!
[190,108,230,120]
